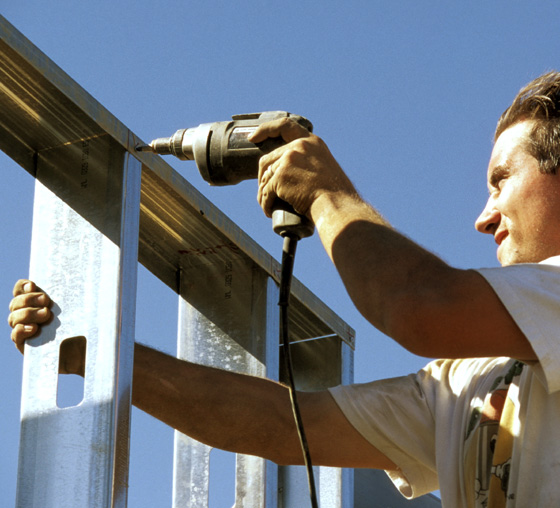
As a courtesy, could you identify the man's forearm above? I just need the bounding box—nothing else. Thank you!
[131,343,302,464]
[130,342,397,469]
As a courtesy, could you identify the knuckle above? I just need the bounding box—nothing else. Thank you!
[12,325,32,350]
[9,308,33,329]
[9,309,22,327]
[278,118,309,141]
[292,138,307,151]
[259,153,273,171]
[19,308,33,323]
[284,117,302,128]
[292,136,314,154]
[9,294,31,313]
[282,148,301,166]
[11,324,24,341]
[35,293,48,306]
[13,279,27,296]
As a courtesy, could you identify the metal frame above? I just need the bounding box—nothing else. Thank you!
[1,15,355,507]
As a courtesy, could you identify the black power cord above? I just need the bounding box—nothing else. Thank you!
[279,235,319,508]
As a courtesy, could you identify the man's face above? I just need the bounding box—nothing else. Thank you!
[475,120,560,266]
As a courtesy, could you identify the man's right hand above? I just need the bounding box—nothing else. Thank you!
[8,279,52,354]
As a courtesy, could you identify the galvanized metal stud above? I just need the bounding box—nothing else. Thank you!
[17,141,141,508]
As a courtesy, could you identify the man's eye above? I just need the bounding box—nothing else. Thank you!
[490,170,508,191]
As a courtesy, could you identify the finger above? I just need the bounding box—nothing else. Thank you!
[260,164,275,185]
[258,146,282,181]
[13,279,36,297]
[8,306,51,330]
[249,118,311,144]
[257,185,274,218]
[9,291,50,313]
[257,162,279,203]
[258,155,277,184]
[257,170,280,218]
[257,174,269,216]
[260,182,279,218]
[257,133,317,181]
[11,323,39,353]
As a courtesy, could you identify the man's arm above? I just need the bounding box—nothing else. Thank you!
[132,343,396,469]
[312,196,536,361]
[251,120,537,362]
[8,279,396,470]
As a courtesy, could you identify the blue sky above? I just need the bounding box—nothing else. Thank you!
[2,2,560,506]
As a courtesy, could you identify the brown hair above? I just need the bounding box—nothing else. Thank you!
[495,71,560,174]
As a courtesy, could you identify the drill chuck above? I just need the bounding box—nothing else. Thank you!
[147,129,195,160]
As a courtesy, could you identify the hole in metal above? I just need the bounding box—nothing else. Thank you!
[57,336,87,408]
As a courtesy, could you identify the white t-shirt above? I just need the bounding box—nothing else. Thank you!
[329,256,560,507]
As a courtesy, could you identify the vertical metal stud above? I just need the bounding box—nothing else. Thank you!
[339,340,355,508]
[279,336,354,508]
[17,138,141,508]
[173,259,279,507]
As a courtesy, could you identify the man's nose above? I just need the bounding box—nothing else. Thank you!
[475,199,501,234]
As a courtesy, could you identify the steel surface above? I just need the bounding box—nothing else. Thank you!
[18,146,140,507]
[173,269,280,507]
[0,15,354,350]
[0,15,356,508]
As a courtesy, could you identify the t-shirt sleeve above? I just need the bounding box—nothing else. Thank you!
[476,258,560,394]
[329,369,439,499]
[329,357,506,500]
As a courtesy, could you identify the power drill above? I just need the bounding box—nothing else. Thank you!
[137,112,319,504]
[136,111,314,239]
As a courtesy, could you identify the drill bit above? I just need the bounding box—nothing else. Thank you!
[135,131,193,159]
[135,143,153,152]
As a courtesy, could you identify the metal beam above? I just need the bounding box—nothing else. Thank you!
[0,15,355,350]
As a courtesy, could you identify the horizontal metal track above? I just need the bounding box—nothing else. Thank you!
[0,15,354,348]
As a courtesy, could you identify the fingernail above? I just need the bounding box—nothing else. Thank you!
[24,282,32,292]
[23,325,34,332]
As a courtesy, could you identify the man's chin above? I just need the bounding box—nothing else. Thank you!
[497,245,521,266]
[497,246,509,266]
[498,247,550,266]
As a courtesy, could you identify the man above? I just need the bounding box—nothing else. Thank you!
[8,71,560,507]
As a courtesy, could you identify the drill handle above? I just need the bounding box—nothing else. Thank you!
[271,198,314,239]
